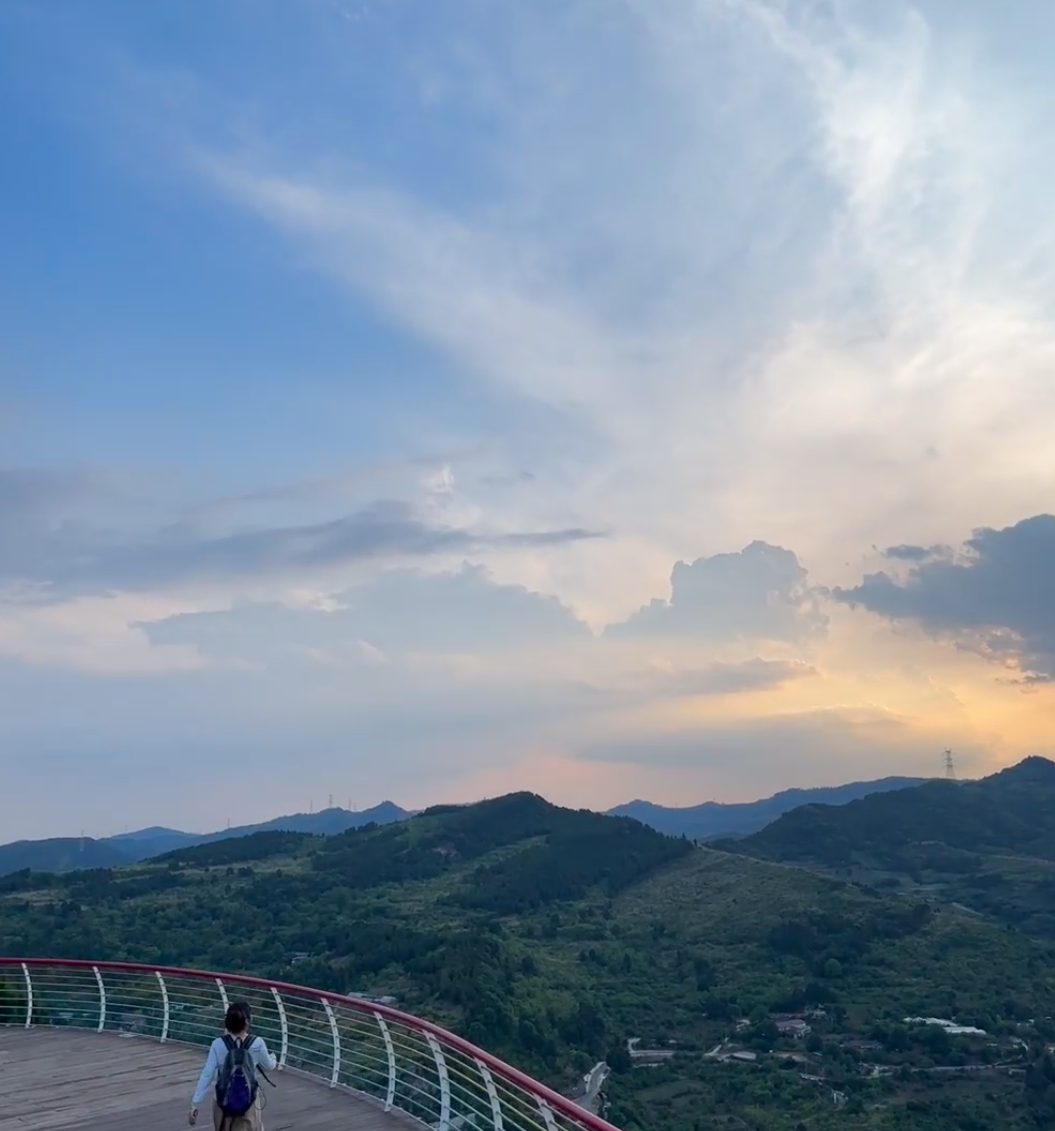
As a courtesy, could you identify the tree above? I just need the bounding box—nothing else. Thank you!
[606,1045,632,1074]
[922,1025,952,1057]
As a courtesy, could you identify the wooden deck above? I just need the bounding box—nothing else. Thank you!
[0,1028,417,1131]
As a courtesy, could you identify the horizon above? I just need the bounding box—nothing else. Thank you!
[3,1,1055,842]
[2,759,999,845]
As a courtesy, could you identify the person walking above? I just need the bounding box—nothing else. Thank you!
[189,1001,277,1131]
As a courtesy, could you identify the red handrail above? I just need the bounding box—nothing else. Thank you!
[0,958,619,1131]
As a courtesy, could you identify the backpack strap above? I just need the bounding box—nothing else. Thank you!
[245,1036,276,1087]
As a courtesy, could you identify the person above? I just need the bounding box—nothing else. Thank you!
[189,1001,278,1131]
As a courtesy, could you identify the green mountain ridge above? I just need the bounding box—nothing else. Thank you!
[0,772,932,878]
[0,801,411,877]
[730,755,1055,937]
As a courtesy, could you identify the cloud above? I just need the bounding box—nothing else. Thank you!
[652,658,817,698]
[833,514,1055,680]
[0,467,105,577]
[576,702,986,785]
[606,541,827,644]
[139,563,592,660]
[34,0,1055,598]
[180,448,488,520]
[0,467,95,519]
[882,543,951,562]
[0,483,602,600]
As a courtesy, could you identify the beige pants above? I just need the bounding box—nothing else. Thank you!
[212,1096,263,1131]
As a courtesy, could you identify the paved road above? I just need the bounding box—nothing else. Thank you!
[572,1061,609,1114]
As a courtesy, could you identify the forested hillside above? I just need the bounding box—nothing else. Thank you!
[732,756,1055,937]
[4,792,1055,1131]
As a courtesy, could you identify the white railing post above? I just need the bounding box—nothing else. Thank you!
[475,1059,504,1131]
[92,966,106,1032]
[155,971,170,1043]
[20,963,32,1029]
[270,987,288,1069]
[425,1032,451,1131]
[374,1012,397,1112]
[216,978,229,1013]
[537,1098,558,1131]
[321,997,340,1088]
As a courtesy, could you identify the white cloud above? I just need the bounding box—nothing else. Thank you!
[172,0,1055,623]
[138,564,593,660]
[607,541,827,645]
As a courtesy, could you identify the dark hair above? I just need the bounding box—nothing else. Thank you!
[224,1002,250,1035]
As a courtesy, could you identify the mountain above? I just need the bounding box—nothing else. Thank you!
[0,802,411,878]
[731,756,1055,937]
[187,801,413,845]
[109,825,187,842]
[1,772,935,880]
[607,776,927,840]
[4,791,1055,1131]
[0,837,134,876]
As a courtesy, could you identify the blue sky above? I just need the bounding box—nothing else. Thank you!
[3,0,1055,839]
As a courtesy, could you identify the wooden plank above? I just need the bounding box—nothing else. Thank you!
[0,1029,419,1131]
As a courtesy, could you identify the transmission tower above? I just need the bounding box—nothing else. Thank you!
[943,748,957,781]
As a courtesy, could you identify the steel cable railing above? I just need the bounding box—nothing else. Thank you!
[0,959,618,1131]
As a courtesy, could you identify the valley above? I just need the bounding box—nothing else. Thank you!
[5,780,1055,1130]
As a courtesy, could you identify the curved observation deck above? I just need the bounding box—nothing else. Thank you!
[0,959,621,1131]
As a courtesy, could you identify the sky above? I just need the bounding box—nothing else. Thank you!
[2,0,1054,841]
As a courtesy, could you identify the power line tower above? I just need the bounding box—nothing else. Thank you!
[943,748,957,781]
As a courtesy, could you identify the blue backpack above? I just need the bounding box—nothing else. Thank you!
[215,1034,259,1119]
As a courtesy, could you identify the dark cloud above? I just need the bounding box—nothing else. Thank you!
[663,658,817,697]
[97,501,598,590]
[882,543,951,563]
[0,471,602,597]
[140,564,592,658]
[606,540,827,644]
[834,514,1055,680]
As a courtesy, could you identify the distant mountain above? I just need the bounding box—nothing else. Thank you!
[109,825,187,843]
[0,802,412,878]
[215,801,411,839]
[730,756,1055,937]
[0,837,133,876]
[607,776,927,840]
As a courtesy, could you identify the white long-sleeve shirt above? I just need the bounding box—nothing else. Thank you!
[192,1035,278,1106]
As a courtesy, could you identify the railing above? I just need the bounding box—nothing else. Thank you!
[0,959,618,1131]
